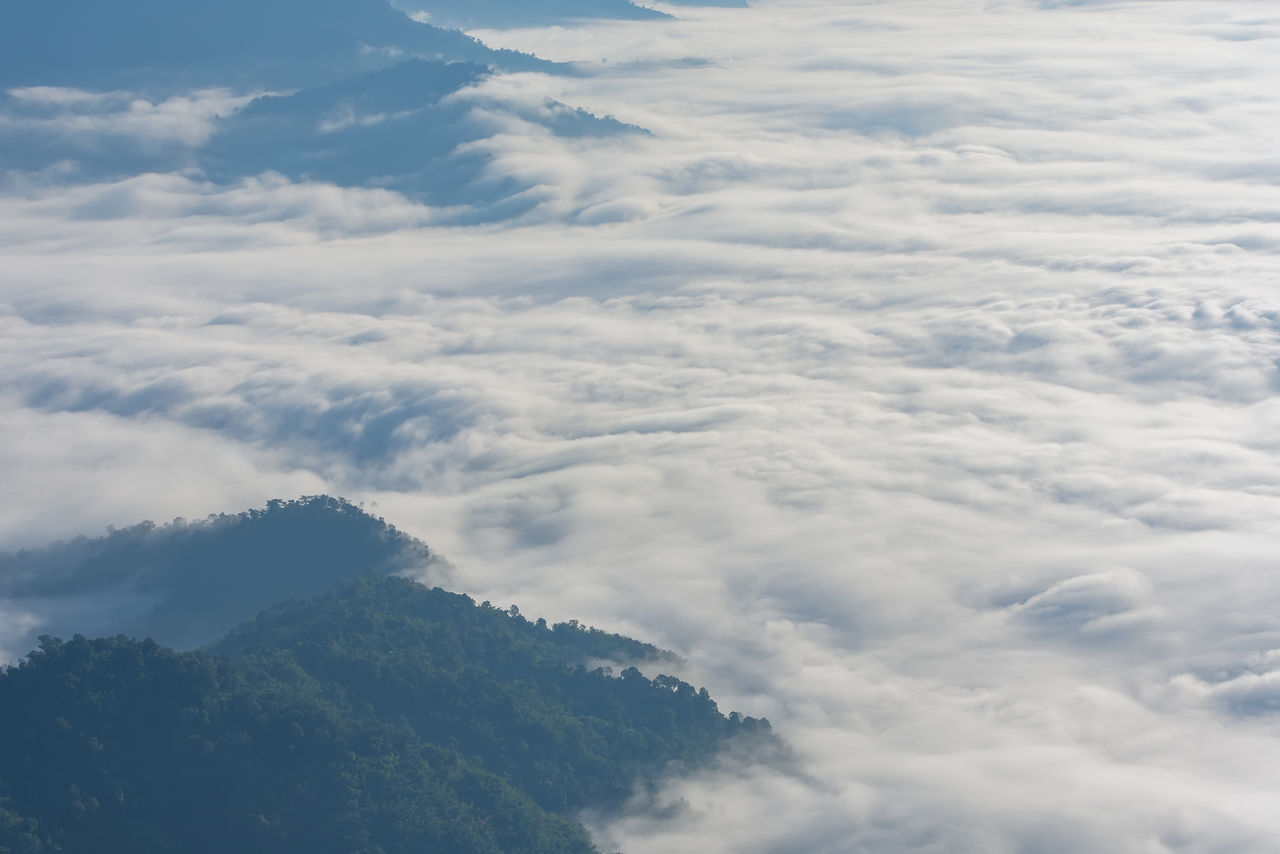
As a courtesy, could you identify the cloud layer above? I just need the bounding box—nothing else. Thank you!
[4,0,1280,850]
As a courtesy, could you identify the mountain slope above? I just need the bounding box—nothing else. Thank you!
[214,575,761,813]
[0,496,441,652]
[0,633,596,854]
[201,59,642,210]
[0,574,773,853]
[0,0,551,90]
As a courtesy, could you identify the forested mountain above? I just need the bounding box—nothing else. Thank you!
[0,0,550,91]
[0,575,772,853]
[0,496,442,652]
[0,0,650,216]
[202,59,642,210]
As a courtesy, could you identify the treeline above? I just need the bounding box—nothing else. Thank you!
[0,575,771,853]
[0,496,440,650]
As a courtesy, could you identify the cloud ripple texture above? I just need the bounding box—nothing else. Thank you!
[3,1,1280,851]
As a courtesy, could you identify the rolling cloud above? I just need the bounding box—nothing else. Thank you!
[3,0,1280,850]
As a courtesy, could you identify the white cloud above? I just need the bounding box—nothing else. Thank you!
[4,0,1280,850]
[1,86,261,150]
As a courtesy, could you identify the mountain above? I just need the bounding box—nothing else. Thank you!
[202,59,643,211]
[0,574,773,853]
[0,496,442,652]
[0,0,750,213]
[0,0,647,217]
[396,0,749,30]
[0,55,637,214]
[402,0,669,30]
[0,0,552,92]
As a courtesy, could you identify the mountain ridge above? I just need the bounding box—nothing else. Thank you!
[0,496,442,654]
[0,572,775,853]
[0,0,555,91]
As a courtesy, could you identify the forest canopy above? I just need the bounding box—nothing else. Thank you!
[0,573,773,853]
[0,496,442,651]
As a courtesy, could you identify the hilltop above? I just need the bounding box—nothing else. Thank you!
[0,572,772,853]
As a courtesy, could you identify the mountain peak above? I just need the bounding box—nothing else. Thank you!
[0,495,443,653]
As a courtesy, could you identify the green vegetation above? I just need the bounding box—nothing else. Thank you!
[0,496,440,650]
[0,575,771,853]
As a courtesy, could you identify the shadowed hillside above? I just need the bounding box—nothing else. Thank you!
[0,0,552,91]
[201,59,643,211]
[0,0,647,217]
[0,574,774,853]
[0,496,442,653]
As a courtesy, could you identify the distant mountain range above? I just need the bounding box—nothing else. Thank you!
[0,0,551,91]
[0,499,775,853]
[397,0,749,31]
[1,0,708,216]
[202,59,645,212]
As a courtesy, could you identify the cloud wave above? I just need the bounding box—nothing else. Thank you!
[4,0,1280,850]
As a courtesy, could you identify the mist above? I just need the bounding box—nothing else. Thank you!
[4,0,1280,850]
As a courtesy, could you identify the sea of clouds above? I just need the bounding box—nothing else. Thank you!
[4,0,1280,850]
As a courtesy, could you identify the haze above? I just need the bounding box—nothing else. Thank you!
[3,1,1280,851]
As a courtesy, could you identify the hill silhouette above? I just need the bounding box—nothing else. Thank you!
[0,496,442,653]
[202,59,642,211]
[0,0,642,216]
[0,0,552,91]
[0,574,773,853]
